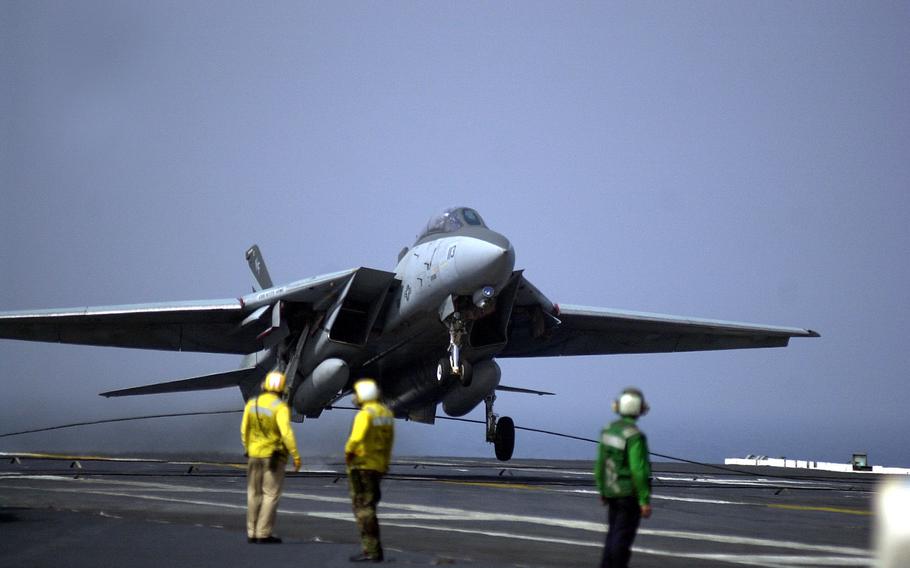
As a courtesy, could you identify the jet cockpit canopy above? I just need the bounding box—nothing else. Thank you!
[417,207,486,243]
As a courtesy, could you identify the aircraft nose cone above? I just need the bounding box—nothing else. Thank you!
[495,243,516,280]
[454,235,515,292]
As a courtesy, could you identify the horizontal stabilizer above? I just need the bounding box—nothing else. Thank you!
[100,367,259,397]
[496,385,555,396]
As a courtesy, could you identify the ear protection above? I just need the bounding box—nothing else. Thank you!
[612,388,649,417]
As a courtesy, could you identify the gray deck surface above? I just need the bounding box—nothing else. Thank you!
[0,455,876,567]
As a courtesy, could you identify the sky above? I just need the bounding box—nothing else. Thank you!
[1,1,908,466]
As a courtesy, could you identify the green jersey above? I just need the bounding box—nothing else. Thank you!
[594,417,651,505]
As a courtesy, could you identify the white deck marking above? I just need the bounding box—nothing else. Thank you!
[0,475,871,567]
[565,488,753,506]
[653,474,845,490]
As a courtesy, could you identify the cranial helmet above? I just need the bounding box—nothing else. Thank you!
[263,371,287,393]
[612,387,649,418]
[353,378,379,404]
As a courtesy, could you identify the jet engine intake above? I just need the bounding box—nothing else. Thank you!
[469,272,520,350]
[326,269,394,346]
[293,358,349,417]
[442,359,501,417]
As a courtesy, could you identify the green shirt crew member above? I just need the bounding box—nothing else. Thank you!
[594,387,652,568]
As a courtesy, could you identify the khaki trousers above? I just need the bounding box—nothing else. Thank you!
[247,454,287,539]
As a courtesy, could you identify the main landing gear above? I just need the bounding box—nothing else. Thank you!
[485,393,515,461]
[436,312,473,387]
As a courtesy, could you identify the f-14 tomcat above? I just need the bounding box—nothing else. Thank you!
[0,207,818,460]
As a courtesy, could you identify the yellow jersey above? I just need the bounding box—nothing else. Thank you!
[345,401,395,473]
[241,392,300,461]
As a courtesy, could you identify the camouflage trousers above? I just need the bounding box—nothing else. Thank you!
[348,468,384,558]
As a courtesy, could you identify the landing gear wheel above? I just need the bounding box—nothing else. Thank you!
[459,360,473,387]
[436,357,453,383]
[437,357,473,387]
[494,416,515,461]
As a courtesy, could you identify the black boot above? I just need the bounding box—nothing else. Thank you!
[349,552,382,563]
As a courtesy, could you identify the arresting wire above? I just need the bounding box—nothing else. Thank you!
[0,410,242,438]
[0,407,874,486]
[421,413,792,479]
[333,407,872,484]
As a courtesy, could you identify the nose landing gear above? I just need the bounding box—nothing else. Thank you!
[485,393,515,461]
[437,356,473,387]
[437,312,473,387]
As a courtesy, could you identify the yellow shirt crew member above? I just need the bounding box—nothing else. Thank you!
[345,379,395,562]
[240,371,300,544]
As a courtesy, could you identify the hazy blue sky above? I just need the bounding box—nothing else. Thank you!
[2,2,908,466]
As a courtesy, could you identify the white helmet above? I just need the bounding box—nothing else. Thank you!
[612,387,649,418]
[263,370,287,393]
[353,378,379,404]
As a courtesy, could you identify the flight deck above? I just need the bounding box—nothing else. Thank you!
[0,455,876,567]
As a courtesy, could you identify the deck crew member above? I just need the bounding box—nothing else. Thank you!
[595,387,652,568]
[345,378,395,563]
[241,370,301,544]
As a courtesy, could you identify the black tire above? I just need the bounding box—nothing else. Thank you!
[459,360,473,387]
[436,357,453,384]
[494,416,515,461]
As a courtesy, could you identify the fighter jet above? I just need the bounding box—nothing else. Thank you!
[0,207,818,460]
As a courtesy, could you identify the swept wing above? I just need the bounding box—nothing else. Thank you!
[0,269,358,355]
[502,278,819,358]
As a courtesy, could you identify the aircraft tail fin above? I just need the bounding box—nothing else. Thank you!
[245,244,274,291]
[99,366,259,398]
